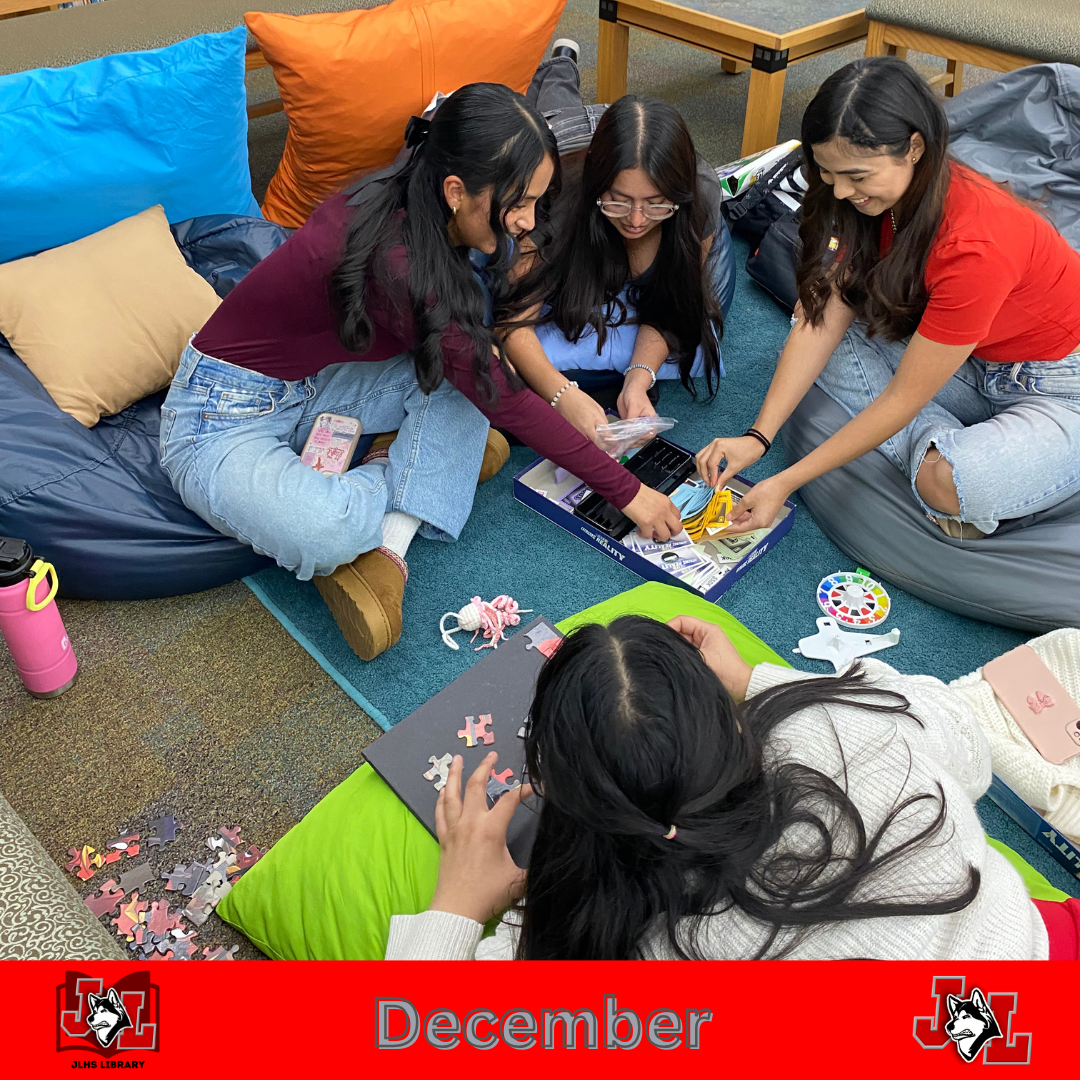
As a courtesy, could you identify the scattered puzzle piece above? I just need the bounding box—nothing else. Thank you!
[183,867,231,926]
[144,814,182,847]
[145,950,174,962]
[218,825,242,848]
[523,624,562,658]
[104,831,141,860]
[423,753,453,791]
[84,879,125,918]
[117,861,156,894]
[160,860,212,896]
[201,945,239,961]
[66,845,103,881]
[456,713,494,747]
[112,892,148,941]
[486,768,520,805]
[146,899,184,938]
[230,845,266,877]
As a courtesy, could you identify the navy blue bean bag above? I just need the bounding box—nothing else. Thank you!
[0,215,290,600]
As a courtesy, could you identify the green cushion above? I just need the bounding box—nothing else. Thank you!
[987,837,1069,902]
[217,583,786,960]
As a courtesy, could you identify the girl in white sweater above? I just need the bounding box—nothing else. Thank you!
[387,615,1068,961]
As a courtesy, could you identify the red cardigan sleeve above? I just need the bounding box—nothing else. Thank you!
[366,244,642,510]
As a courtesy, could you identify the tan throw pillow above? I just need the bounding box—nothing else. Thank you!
[0,205,220,427]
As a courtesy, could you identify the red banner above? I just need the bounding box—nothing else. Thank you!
[4,961,1069,1075]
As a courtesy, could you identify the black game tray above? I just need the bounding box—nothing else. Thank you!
[573,436,696,539]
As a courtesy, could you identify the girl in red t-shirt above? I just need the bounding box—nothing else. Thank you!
[698,56,1080,539]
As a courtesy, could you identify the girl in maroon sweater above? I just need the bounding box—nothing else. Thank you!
[162,84,679,661]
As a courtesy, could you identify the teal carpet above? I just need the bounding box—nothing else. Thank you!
[244,238,1077,898]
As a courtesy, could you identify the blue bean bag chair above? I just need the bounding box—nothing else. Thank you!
[0,215,290,600]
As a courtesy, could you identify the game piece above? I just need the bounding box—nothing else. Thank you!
[440,595,532,651]
[231,845,266,877]
[457,713,494,747]
[160,860,212,895]
[117,861,156,894]
[218,825,242,847]
[143,814,182,846]
[816,571,891,627]
[145,951,174,962]
[65,845,103,881]
[486,768,520,805]
[112,892,148,940]
[129,931,171,958]
[201,945,239,961]
[423,753,453,791]
[104,831,141,860]
[207,825,243,855]
[523,623,562,658]
[84,879,125,918]
[793,617,901,673]
[183,866,231,926]
[146,899,184,938]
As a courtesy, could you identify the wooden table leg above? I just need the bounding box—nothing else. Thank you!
[741,65,787,156]
[721,57,749,74]
[945,58,963,96]
[597,19,630,103]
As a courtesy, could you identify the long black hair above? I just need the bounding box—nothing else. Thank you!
[797,56,950,339]
[332,83,559,401]
[516,616,979,960]
[507,95,722,396]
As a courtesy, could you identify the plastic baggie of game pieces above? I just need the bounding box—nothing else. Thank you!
[594,416,676,459]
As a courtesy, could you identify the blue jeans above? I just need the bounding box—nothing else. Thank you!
[816,323,1080,534]
[159,342,489,579]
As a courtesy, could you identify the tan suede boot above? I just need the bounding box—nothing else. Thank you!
[362,428,509,483]
[313,547,407,661]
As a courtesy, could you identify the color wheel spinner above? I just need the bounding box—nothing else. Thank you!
[817,571,891,627]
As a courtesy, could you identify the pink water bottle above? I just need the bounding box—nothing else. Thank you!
[0,537,78,698]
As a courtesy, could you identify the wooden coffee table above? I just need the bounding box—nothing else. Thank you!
[597,0,868,156]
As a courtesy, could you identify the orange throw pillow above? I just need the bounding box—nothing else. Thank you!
[247,0,567,229]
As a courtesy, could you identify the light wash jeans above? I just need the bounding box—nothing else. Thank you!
[816,323,1080,534]
[159,342,489,579]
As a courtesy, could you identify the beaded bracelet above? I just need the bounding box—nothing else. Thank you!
[743,427,772,455]
[550,381,578,408]
[625,363,658,390]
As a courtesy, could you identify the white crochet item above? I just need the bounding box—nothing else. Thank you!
[951,628,1080,842]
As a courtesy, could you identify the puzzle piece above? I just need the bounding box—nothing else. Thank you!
[230,845,266,877]
[423,753,453,791]
[84,879,125,918]
[183,867,231,926]
[456,713,494,747]
[104,831,141,860]
[201,945,239,961]
[117,861,156,894]
[128,930,172,958]
[486,768,520,805]
[112,892,148,941]
[218,825,242,848]
[65,845,103,881]
[143,814,182,846]
[145,950,174,962]
[146,899,184,938]
[523,624,562,658]
[793,617,901,673]
[206,825,243,856]
[160,860,212,895]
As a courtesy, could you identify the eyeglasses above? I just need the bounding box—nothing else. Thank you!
[596,199,679,220]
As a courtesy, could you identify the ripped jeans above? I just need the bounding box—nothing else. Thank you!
[816,323,1080,535]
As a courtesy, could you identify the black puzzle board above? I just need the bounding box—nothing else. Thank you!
[362,616,561,866]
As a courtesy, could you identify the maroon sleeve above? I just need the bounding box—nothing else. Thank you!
[366,245,642,510]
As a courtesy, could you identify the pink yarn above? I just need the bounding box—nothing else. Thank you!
[468,595,525,650]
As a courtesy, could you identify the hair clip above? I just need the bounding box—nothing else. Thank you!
[404,115,431,148]
[663,825,677,840]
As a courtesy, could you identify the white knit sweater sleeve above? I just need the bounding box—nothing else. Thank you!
[384,910,519,961]
[746,662,993,802]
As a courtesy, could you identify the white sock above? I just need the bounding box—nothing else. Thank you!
[380,511,420,560]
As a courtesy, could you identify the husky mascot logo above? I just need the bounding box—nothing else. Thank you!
[913,976,1032,1064]
[85,988,133,1048]
[56,971,160,1056]
[944,990,1002,1062]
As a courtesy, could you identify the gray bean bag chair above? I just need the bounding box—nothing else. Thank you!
[783,387,1080,632]
[781,64,1080,632]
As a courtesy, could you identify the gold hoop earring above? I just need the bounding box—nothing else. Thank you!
[451,205,458,216]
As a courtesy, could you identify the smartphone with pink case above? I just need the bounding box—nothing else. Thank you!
[982,645,1080,765]
[300,413,362,476]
